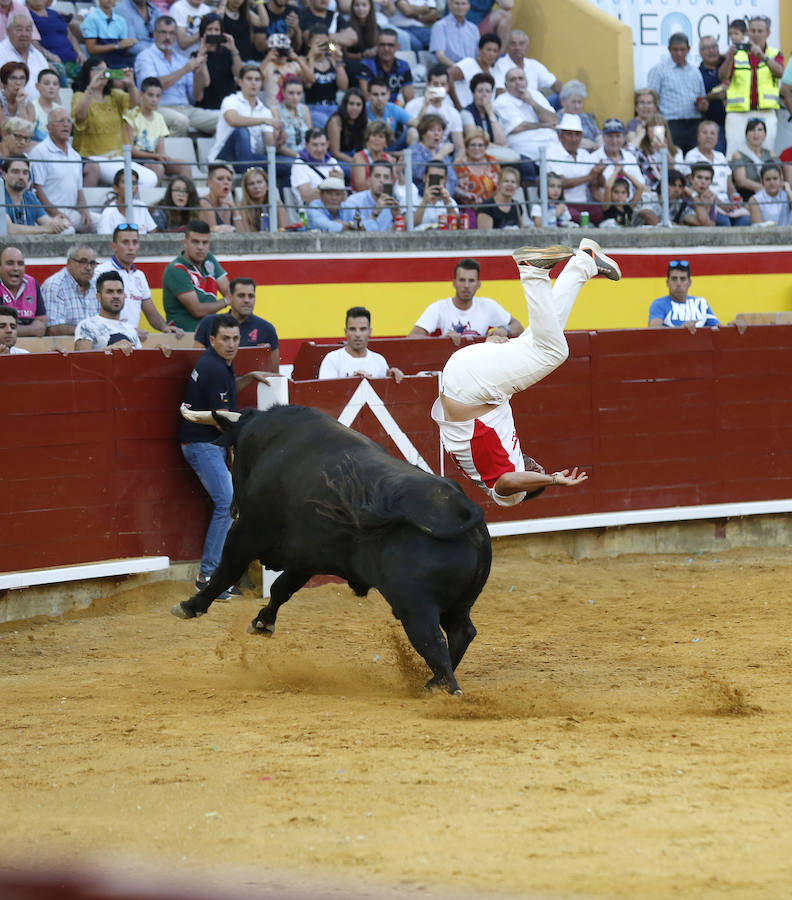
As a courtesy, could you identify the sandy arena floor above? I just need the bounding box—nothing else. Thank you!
[1,539,791,899]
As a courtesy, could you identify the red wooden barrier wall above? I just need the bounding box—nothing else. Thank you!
[2,327,791,573]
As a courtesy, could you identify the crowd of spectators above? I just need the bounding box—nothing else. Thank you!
[1,1,791,232]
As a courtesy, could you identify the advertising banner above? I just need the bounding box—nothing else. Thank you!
[583,0,781,87]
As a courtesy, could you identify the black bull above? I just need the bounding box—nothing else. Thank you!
[172,405,492,694]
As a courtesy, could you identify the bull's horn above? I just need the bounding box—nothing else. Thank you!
[180,403,215,425]
[214,410,242,424]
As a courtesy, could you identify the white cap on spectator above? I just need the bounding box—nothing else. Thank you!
[318,177,347,191]
[556,113,583,132]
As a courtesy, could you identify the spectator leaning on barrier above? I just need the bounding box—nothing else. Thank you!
[29,108,96,233]
[631,167,695,227]
[0,305,29,354]
[646,32,707,155]
[162,218,231,332]
[133,15,215,137]
[719,14,783,158]
[3,155,73,233]
[74,269,142,352]
[193,277,280,372]
[318,305,403,380]
[199,161,240,232]
[730,116,781,201]
[648,259,719,332]
[408,257,521,344]
[178,311,270,596]
[96,223,184,340]
[41,243,99,335]
[0,245,46,336]
[589,117,646,209]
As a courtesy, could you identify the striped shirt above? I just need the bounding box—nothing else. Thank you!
[41,267,99,329]
[647,55,705,121]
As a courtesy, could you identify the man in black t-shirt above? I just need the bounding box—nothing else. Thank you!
[193,277,280,372]
[179,313,270,597]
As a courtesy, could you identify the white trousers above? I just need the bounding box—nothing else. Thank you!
[441,248,596,406]
[160,104,220,137]
[88,156,159,188]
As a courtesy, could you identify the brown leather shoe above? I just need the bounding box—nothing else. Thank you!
[512,245,575,269]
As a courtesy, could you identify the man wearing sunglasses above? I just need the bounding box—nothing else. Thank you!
[648,260,719,332]
[719,14,784,157]
[41,244,100,335]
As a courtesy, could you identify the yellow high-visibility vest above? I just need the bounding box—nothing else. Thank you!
[725,47,780,112]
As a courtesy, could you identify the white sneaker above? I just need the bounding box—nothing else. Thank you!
[578,238,621,281]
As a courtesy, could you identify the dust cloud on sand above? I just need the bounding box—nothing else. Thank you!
[2,541,791,899]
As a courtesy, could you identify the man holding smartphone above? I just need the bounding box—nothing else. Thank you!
[341,161,400,231]
[413,161,458,228]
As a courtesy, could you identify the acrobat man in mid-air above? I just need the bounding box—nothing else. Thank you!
[432,239,621,506]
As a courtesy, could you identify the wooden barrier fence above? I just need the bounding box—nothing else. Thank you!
[2,327,792,573]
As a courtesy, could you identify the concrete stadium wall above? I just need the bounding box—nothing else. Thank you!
[3,327,792,578]
[513,0,635,123]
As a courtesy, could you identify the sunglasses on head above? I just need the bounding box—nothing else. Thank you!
[117,223,140,231]
[668,259,690,271]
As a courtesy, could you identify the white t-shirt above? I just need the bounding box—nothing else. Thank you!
[7,345,30,354]
[590,146,646,200]
[209,92,274,161]
[415,196,459,228]
[492,55,556,92]
[317,346,390,379]
[493,90,557,157]
[290,156,341,194]
[170,0,212,36]
[388,0,436,30]
[414,296,510,338]
[404,95,462,139]
[683,146,730,202]
[453,57,484,109]
[75,315,142,349]
[95,258,152,331]
[97,202,157,235]
[545,140,596,203]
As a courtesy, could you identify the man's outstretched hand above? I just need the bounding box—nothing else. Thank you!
[552,468,588,486]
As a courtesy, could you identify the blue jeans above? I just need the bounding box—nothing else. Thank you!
[401,24,431,51]
[181,441,233,578]
[714,210,752,227]
[216,127,268,174]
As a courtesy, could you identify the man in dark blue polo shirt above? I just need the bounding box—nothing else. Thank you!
[360,29,414,103]
[179,313,270,597]
[193,276,280,372]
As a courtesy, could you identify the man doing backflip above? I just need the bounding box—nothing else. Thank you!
[431,239,621,506]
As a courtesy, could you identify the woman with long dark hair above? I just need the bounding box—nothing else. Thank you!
[150,175,201,232]
[192,13,242,110]
[326,87,367,168]
[296,26,348,129]
[343,0,378,86]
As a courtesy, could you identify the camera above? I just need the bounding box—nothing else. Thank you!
[205,33,223,44]
[737,41,752,52]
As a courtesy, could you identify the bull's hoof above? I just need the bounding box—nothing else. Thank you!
[171,602,200,620]
[247,619,275,635]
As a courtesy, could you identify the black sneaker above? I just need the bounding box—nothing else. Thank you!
[194,575,232,601]
[578,238,621,281]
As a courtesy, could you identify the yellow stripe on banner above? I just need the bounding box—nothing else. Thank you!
[147,273,792,338]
